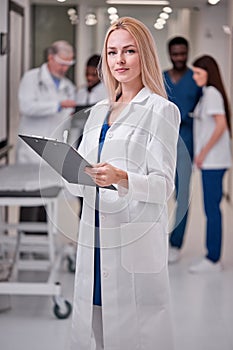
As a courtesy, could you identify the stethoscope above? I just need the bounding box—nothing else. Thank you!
[38,67,48,92]
[37,66,70,96]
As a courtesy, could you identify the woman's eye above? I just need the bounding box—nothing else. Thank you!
[107,51,116,56]
[126,49,135,54]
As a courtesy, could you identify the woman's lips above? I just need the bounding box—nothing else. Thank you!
[115,68,128,73]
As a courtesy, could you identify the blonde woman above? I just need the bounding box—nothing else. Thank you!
[69,17,180,350]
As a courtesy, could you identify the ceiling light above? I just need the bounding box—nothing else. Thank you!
[208,0,220,4]
[67,8,76,16]
[109,14,119,21]
[159,12,169,19]
[157,18,166,25]
[163,6,172,13]
[85,13,97,26]
[57,0,66,2]
[108,7,118,14]
[222,25,231,35]
[106,1,170,5]
[154,22,164,30]
[70,14,78,20]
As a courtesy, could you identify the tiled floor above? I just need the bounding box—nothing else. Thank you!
[0,270,74,350]
[169,170,233,350]
[0,171,233,350]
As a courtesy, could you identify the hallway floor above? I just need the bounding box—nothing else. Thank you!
[0,171,233,350]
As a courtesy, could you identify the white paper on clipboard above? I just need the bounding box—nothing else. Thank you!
[18,134,116,190]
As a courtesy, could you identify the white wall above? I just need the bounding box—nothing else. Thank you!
[8,0,30,70]
[76,4,94,87]
[191,1,228,83]
[0,0,8,144]
[10,0,31,71]
[0,0,30,147]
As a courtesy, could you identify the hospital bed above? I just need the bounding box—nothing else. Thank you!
[0,163,72,319]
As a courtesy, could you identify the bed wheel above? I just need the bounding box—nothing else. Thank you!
[53,298,72,319]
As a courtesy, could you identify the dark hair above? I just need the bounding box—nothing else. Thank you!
[87,54,101,68]
[168,36,189,51]
[193,55,231,134]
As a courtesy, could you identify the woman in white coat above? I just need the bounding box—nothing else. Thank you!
[69,17,180,350]
[189,55,232,273]
[76,54,107,106]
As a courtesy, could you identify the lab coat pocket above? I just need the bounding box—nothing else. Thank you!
[120,222,167,274]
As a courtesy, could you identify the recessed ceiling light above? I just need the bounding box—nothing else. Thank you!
[159,12,169,19]
[154,22,164,30]
[67,8,76,16]
[106,0,169,5]
[85,13,97,26]
[157,18,166,25]
[108,7,118,14]
[208,0,220,4]
[163,6,172,13]
[109,14,119,20]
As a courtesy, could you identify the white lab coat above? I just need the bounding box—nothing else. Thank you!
[68,87,180,350]
[69,82,108,146]
[76,81,107,105]
[17,63,76,163]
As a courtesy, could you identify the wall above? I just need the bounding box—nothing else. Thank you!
[32,4,76,82]
[0,0,30,149]
[0,0,8,145]
[191,1,228,82]
[76,4,93,87]
[13,0,31,71]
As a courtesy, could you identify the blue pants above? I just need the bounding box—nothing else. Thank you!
[202,169,226,262]
[170,138,193,249]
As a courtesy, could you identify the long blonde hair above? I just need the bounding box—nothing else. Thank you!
[100,17,167,102]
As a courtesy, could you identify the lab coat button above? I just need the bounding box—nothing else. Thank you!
[101,215,105,220]
[108,132,113,138]
[103,271,109,278]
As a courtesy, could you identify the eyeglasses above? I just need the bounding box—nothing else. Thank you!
[53,54,75,66]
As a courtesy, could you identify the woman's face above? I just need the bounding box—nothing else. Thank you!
[192,67,208,87]
[106,28,142,86]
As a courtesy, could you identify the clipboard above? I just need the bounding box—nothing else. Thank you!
[73,104,93,114]
[18,134,116,190]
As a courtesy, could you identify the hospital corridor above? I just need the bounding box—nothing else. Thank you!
[0,175,233,350]
[0,0,233,350]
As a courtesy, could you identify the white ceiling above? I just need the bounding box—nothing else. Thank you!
[30,0,220,10]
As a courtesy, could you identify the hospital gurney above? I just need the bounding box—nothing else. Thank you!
[0,164,72,319]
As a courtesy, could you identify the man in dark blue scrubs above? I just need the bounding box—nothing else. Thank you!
[164,37,202,263]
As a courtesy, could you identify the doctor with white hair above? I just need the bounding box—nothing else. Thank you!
[17,40,77,163]
[16,40,77,230]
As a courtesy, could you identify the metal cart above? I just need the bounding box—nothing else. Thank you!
[0,164,72,319]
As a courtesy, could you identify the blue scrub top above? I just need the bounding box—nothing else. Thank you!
[163,68,201,155]
[93,117,110,306]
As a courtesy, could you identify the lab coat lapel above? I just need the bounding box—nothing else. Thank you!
[40,63,58,95]
[90,88,151,163]
[111,87,152,130]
